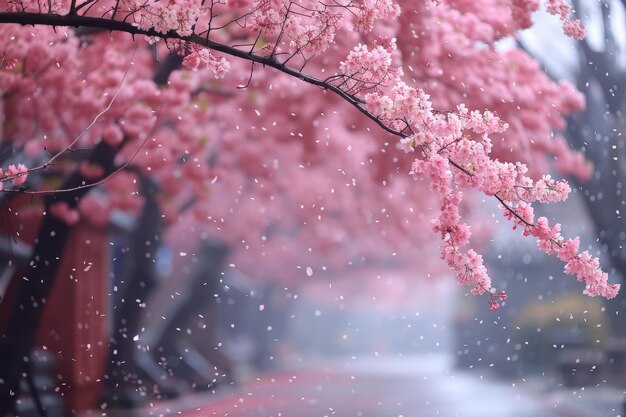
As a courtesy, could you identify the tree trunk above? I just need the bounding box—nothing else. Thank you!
[0,140,120,417]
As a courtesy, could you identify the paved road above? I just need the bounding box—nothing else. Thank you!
[121,356,623,417]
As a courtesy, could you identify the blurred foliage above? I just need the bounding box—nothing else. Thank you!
[514,293,608,373]
[515,293,607,342]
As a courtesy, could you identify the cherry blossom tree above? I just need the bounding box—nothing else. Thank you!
[0,0,622,414]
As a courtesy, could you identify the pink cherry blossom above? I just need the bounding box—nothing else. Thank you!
[0,0,617,309]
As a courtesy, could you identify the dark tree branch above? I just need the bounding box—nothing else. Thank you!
[0,13,380,128]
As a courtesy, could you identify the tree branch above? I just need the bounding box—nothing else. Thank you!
[0,11,536,240]
[0,13,383,128]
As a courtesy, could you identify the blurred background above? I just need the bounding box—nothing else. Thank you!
[1,1,626,417]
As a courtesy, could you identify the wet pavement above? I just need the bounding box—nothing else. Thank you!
[105,355,624,417]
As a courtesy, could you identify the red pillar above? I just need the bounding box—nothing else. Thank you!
[37,223,110,414]
[0,197,110,415]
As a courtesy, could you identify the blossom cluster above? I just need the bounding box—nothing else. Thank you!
[182,45,231,78]
[544,0,586,39]
[433,192,492,296]
[504,206,620,299]
[354,0,401,33]
[250,0,399,40]
[0,163,28,190]
[352,27,619,306]
[123,0,203,37]
[512,0,585,39]
[250,0,345,56]
[283,10,343,56]
[364,84,509,301]
[339,39,402,94]
[249,0,288,34]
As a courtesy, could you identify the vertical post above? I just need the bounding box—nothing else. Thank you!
[37,223,109,414]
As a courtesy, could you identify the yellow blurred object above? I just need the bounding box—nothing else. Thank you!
[515,293,608,346]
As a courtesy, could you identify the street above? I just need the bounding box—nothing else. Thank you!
[120,355,623,417]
